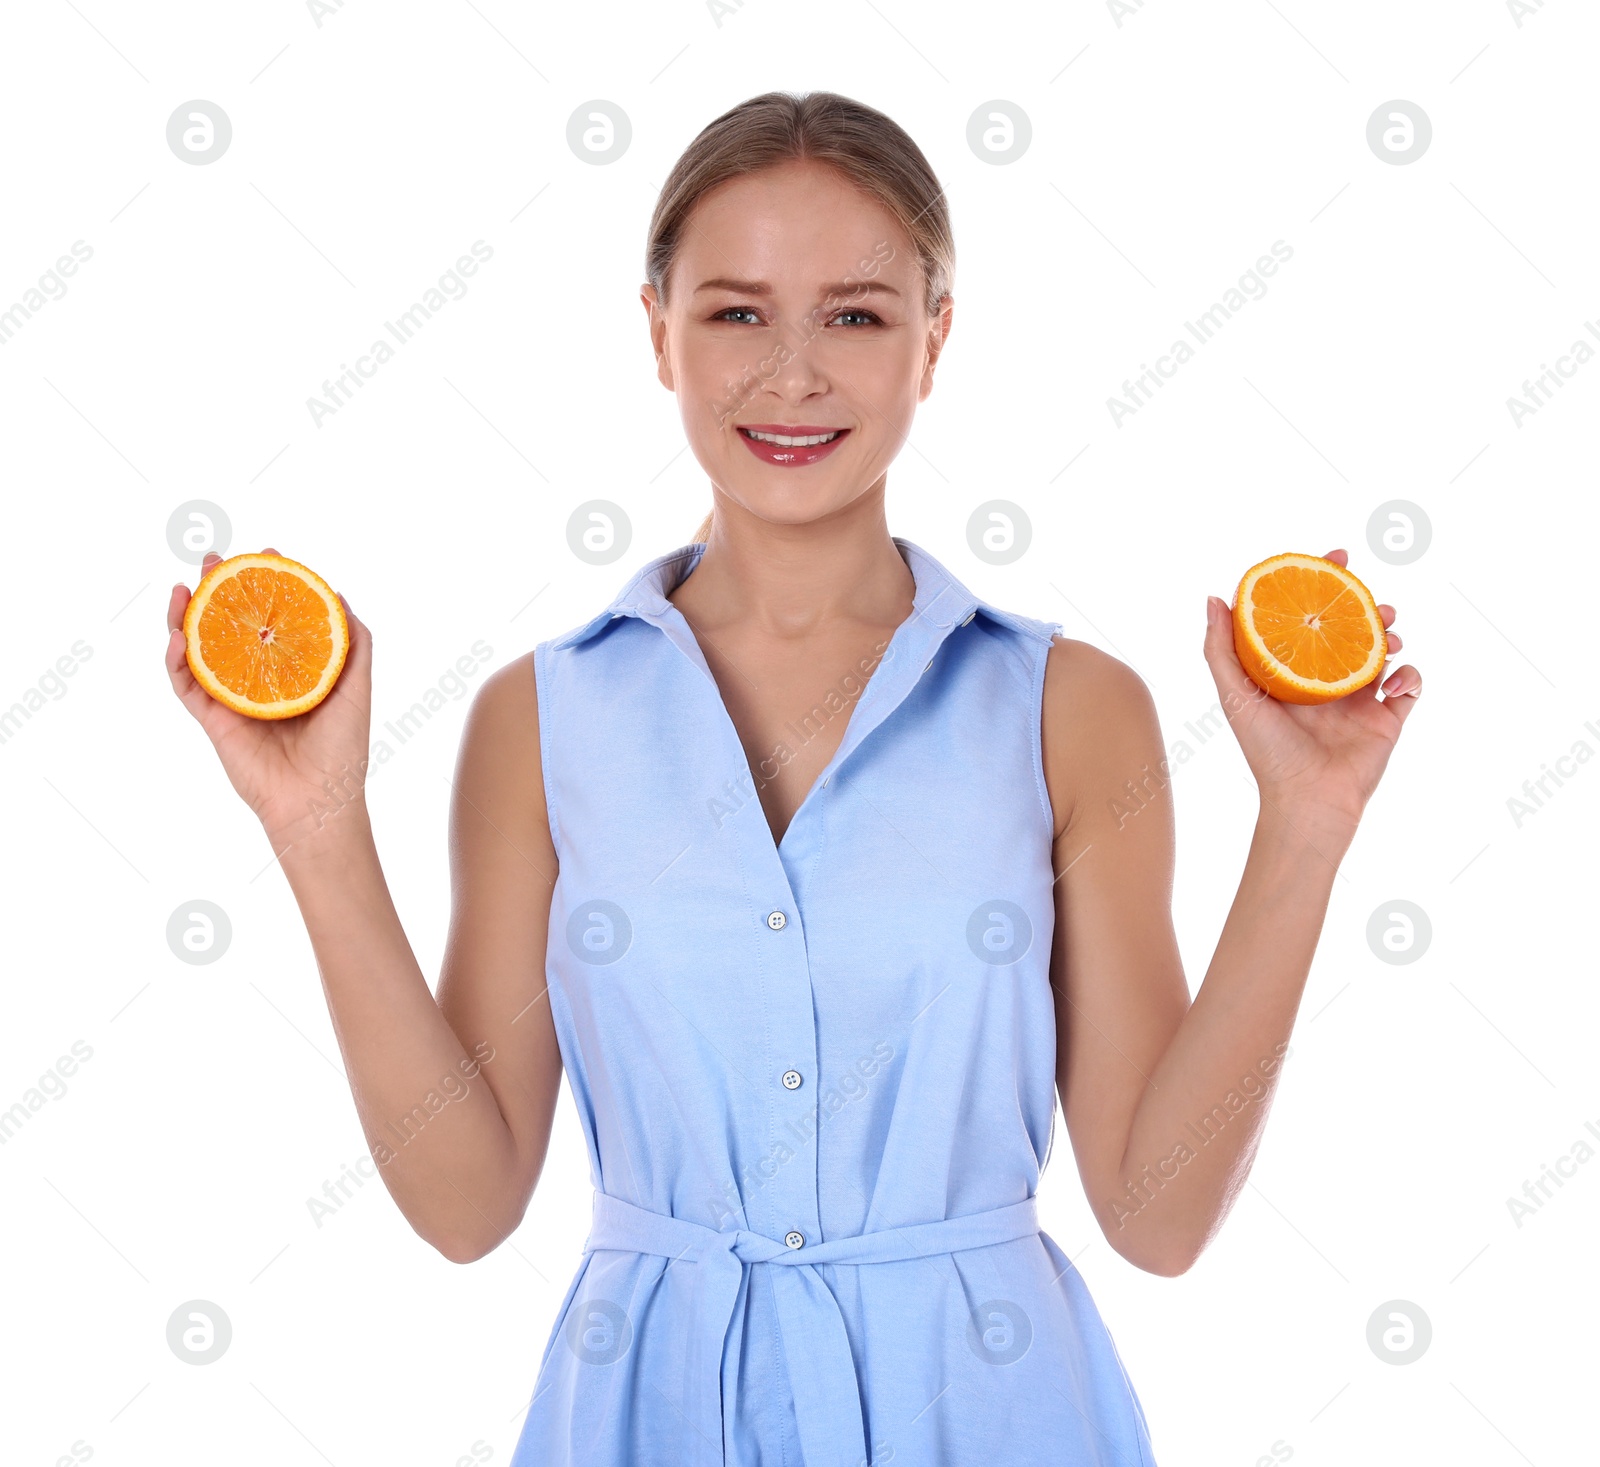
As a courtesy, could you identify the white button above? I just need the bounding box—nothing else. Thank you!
[784,1230,805,1250]
[782,1070,802,1090]
[766,911,787,931]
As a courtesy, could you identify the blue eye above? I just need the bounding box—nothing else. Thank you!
[710,306,883,326]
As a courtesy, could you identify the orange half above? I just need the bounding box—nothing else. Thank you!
[1232,553,1385,704]
[183,552,349,719]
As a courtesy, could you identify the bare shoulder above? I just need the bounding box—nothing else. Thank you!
[1040,634,1162,843]
[462,650,540,757]
[470,648,539,724]
[451,650,552,843]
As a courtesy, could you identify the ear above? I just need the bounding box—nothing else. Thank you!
[920,293,954,399]
[641,284,675,391]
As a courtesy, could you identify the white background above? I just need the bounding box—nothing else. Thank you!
[2,1,1595,1464]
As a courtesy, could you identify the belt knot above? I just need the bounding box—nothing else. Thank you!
[578,1192,1040,1467]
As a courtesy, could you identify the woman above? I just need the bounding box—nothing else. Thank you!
[165,91,1420,1466]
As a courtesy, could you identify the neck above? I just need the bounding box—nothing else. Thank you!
[669,482,915,640]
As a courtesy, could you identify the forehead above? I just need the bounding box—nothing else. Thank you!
[672,160,912,292]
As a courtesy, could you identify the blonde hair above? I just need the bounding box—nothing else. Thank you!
[644,91,954,545]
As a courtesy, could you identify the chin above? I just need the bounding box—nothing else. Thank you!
[730,476,876,526]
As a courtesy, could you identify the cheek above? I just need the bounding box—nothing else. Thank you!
[682,333,777,400]
[848,332,923,389]
[846,351,922,423]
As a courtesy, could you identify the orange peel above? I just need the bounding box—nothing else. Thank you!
[1232,552,1386,704]
[183,551,349,719]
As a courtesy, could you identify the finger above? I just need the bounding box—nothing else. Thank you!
[165,581,196,700]
[1380,664,1421,698]
[164,621,188,679]
[1203,596,1273,712]
[262,545,279,556]
[164,613,246,727]
[1380,661,1419,695]
[1379,664,1422,728]
[165,622,203,708]
[165,627,231,726]
[1321,548,1348,566]
[333,592,371,686]
[1387,631,1402,653]
[1378,603,1395,628]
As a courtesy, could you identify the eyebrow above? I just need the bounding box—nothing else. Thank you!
[693,276,901,301]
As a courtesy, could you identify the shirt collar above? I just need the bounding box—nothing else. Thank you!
[548,537,1059,651]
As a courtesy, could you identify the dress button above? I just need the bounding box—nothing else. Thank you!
[766,910,787,931]
[784,1230,805,1250]
[782,1070,803,1090]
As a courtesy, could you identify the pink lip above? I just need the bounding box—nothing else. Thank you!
[736,424,851,468]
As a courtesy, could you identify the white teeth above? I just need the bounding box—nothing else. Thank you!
[744,429,841,447]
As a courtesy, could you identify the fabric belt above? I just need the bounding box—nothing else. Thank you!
[583,1190,1041,1467]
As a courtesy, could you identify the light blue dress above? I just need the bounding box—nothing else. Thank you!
[511,537,1159,1466]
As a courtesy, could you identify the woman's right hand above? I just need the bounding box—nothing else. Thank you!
[165,546,375,851]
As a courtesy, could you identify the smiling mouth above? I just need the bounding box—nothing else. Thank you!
[738,427,846,447]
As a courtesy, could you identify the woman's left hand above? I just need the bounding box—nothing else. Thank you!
[1202,548,1422,824]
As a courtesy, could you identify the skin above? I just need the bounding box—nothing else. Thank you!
[163,157,1421,1272]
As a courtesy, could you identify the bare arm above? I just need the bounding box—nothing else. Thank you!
[276,655,561,1263]
[166,558,561,1263]
[1043,567,1418,1275]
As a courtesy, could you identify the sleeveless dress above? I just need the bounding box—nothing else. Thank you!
[510,537,1159,1467]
